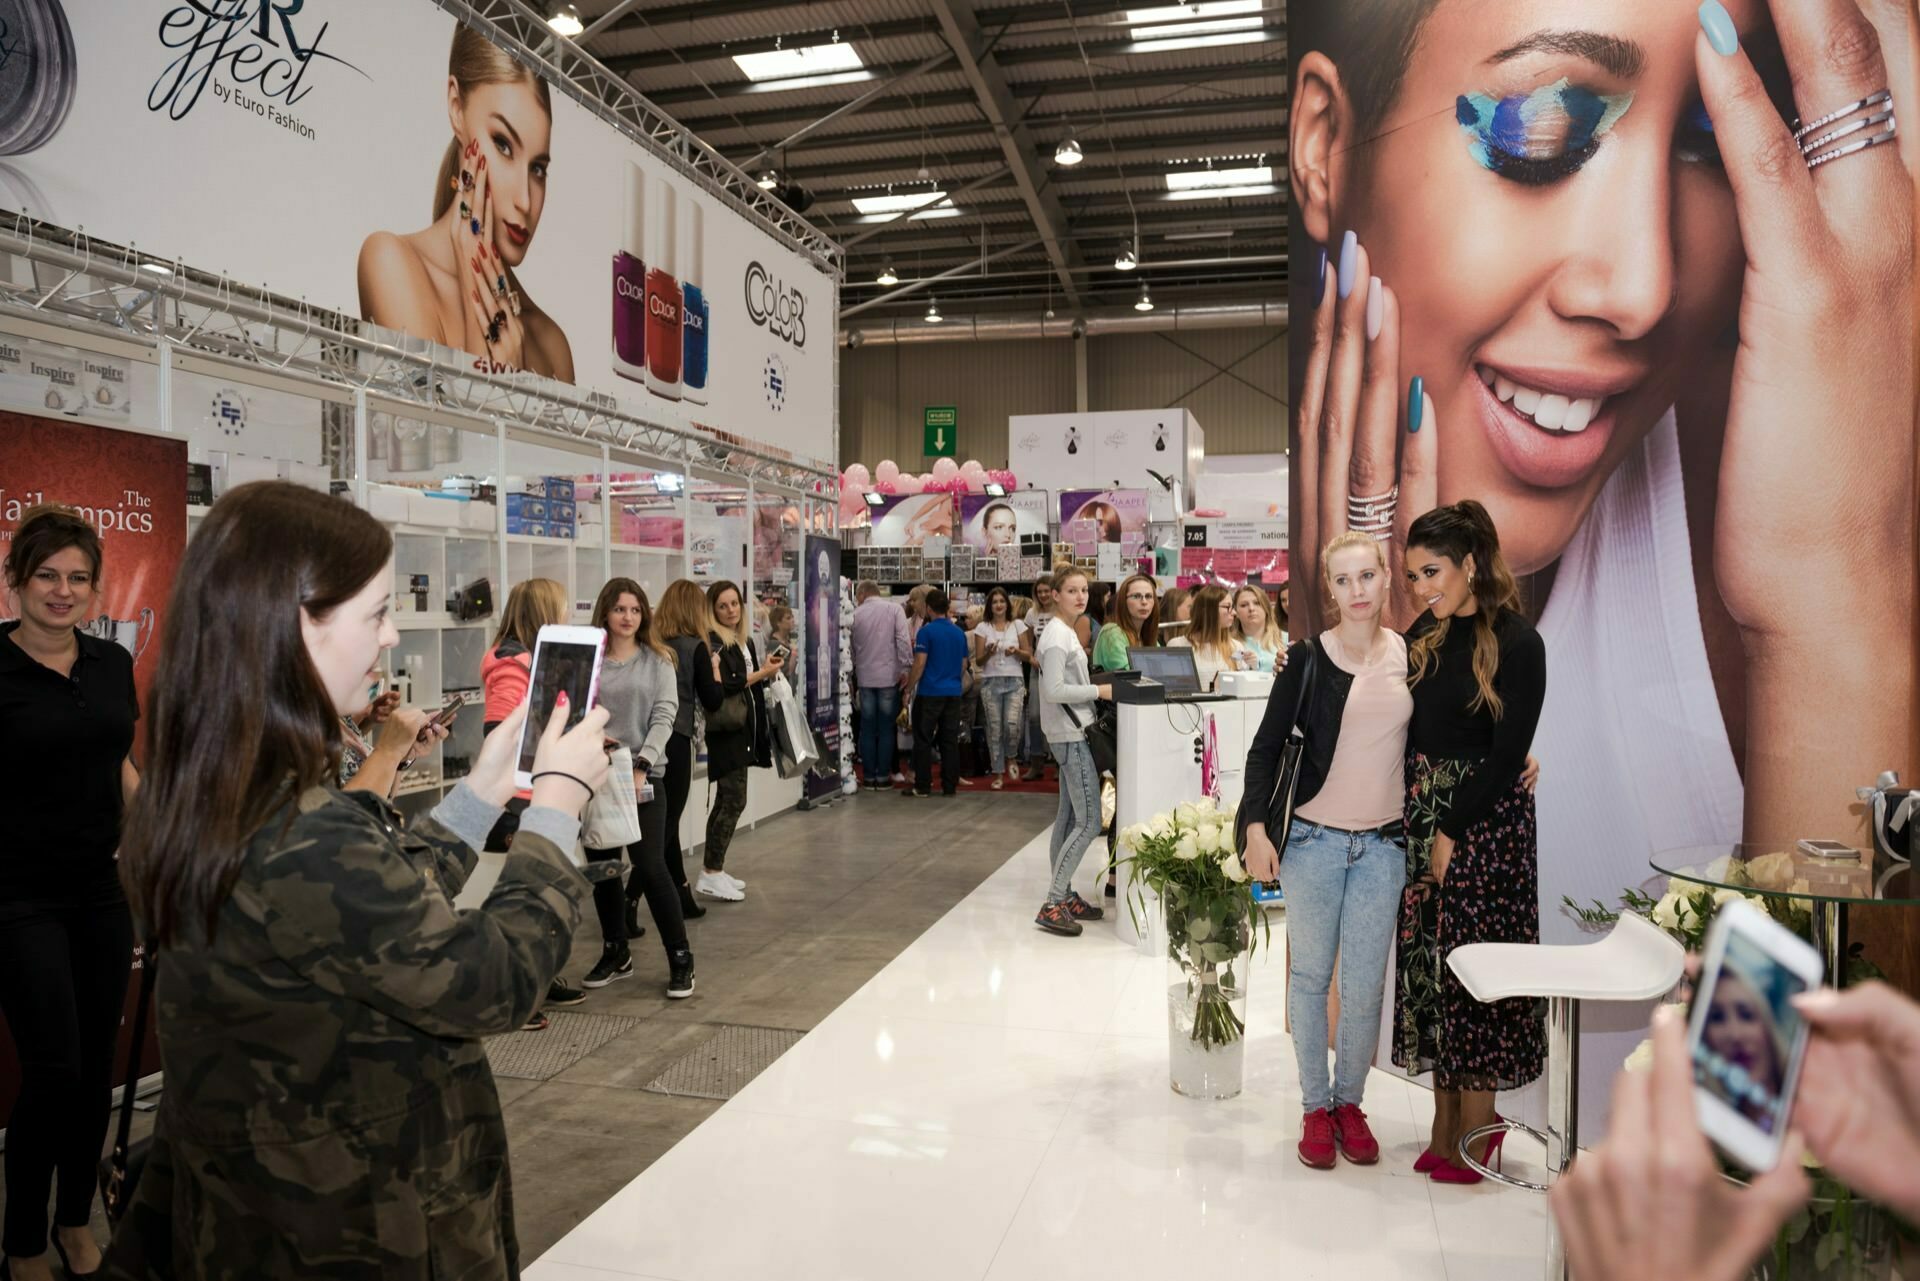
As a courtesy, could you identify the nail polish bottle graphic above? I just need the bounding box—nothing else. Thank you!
[680,197,709,406]
[611,162,648,383]
[1065,425,1080,456]
[644,178,682,399]
[1154,422,1168,452]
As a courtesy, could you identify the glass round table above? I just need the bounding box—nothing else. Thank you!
[1652,842,1916,982]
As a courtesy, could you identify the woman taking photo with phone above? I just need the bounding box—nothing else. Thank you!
[1392,500,1547,1183]
[1242,532,1412,1172]
[1168,585,1254,692]
[653,581,724,920]
[0,507,136,1281]
[1032,567,1113,937]
[971,587,1030,790]
[581,579,694,999]
[109,481,611,1278]
[700,580,781,902]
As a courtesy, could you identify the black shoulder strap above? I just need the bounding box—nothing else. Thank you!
[112,943,159,1161]
[1286,643,1318,737]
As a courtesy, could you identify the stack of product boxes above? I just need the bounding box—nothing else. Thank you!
[503,477,579,540]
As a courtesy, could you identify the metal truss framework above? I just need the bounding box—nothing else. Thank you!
[0,215,837,501]
[442,0,842,272]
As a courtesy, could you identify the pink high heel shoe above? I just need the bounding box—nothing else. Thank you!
[1429,1126,1507,1183]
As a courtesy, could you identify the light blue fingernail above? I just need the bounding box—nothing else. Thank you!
[1698,1,1738,56]
[1407,376,1425,434]
[1337,229,1359,299]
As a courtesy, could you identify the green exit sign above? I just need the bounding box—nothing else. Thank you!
[923,406,957,457]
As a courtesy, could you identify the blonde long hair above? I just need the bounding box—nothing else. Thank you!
[492,577,566,651]
[705,579,750,652]
[1230,583,1285,651]
[433,27,552,220]
[1406,501,1522,718]
[654,579,716,644]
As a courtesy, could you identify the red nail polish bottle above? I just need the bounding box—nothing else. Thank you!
[644,178,682,399]
[612,162,648,383]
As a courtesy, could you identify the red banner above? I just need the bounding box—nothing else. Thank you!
[0,412,186,1112]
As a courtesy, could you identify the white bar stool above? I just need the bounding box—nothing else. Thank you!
[1446,912,1686,1281]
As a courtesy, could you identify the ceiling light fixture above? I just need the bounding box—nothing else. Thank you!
[138,262,174,277]
[851,189,948,215]
[756,169,780,190]
[1114,243,1138,271]
[984,482,1008,497]
[877,262,899,286]
[1055,137,1084,166]
[1135,282,1155,312]
[547,4,584,36]
[1127,0,1261,40]
[925,297,944,323]
[1165,163,1275,192]
[734,41,865,82]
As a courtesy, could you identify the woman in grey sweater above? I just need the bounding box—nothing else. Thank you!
[1033,566,1113,937]
[582,579,694,999]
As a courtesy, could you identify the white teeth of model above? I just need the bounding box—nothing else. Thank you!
[1478,366,1495,386]
[1533,393,1570,429]
[1560,397,1596,433]
[1494,374,1516,402]
[1512,385,1543,414]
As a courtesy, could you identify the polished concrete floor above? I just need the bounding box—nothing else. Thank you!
[0,788,1059,1268]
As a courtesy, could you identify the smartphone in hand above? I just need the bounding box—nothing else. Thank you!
[515,625,607,789]
[1687,900,1823,1170]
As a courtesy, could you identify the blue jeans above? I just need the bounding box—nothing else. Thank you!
[978,675,1025,774]
[1047,739,1101,903]
[858,686,900,781]
[1278,819,1408,1113]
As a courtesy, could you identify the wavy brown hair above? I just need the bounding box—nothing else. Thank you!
[1184,584,1239,664]
[4,504,102,590]
[653,579,715,643]
[1406,500,1522,718]
[122,483,392,945]
[590,577,674,666]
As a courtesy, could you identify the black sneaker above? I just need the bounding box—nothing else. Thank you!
[1065,891,1105,921]
[546,977,587,1007]
[520,1010,550,1032]
[582,945,634,988]
[902,789,931,799]
[625,898,649,941]
[667,948,696,999]
[1034,901,1083,937]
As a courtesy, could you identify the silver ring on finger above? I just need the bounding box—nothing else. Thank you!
[1797,89,1897,170]
[1347,485,1397,541]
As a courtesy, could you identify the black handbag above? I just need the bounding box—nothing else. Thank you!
[1235,646,1317,862]
[100,942,158,1224]
[1062,700,1117,777]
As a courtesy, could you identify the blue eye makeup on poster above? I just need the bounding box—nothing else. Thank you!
[1455,77,1633,183]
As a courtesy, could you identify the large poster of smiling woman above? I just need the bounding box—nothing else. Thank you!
[357,26,575,382]
[1286,0,1916,1130]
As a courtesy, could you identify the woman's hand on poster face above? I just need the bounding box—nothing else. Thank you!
[457,142,528,373]
[1293,233,1438,635]
[1693,0,1913,639]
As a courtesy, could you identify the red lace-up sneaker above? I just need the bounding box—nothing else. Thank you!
[1298,1108,1337,1169]
[1331,1104,1380,1165]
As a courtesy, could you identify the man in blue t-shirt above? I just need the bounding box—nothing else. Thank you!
[904,588,969,797]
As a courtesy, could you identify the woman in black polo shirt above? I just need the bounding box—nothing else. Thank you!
[0,507,138,1280]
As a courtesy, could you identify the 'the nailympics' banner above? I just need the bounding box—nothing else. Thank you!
[1287,0,1919,1138]
[0,0,833,464]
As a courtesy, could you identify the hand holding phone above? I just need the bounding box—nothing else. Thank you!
[1687,900,1822,1170]
[516,625,608,790]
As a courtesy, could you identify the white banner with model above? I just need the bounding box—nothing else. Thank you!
[0,0,833,465]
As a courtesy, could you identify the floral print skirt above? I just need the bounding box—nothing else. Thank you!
[1391,753,1545,1092]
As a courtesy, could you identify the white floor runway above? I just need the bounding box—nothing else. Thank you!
[527,824,1547,1281]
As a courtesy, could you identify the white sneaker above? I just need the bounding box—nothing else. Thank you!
[722,871,747,890]
[696,871,744,902]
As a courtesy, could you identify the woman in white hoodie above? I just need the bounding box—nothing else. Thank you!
[1032,567,1113,937]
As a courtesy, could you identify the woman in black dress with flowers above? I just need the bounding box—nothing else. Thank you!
[1393,500,1546,1182]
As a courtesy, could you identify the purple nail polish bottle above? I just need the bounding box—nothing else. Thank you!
[612,163,648,383]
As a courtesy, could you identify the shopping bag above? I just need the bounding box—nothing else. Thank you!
[581,745,641,848]
[772,690,821,779]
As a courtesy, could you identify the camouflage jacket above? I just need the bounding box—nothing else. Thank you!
[103,783,587,1280]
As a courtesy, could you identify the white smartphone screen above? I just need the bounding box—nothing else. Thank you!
[517,639,602,779]
[1690,928,1813,1140]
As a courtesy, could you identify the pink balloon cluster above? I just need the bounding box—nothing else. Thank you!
[837,459,1017,519]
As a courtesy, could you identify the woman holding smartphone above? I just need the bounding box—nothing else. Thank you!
[1393,501,1547,1183]
[1032,567,1112,937]
[700,581,780,902]
[651,581,723,920]
[970,587,1030,790]
[110,482,611,1277]
[1242,532,1412,1172]
[580,579,694,999]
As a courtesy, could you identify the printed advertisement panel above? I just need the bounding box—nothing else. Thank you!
[1058,488,1149,556]
[0,413,187,1110]
[957,491,1049,554]
[0,1,833,462]
[867,494,954,549]
[802,535,841,801]
[1287,0,1918,1135]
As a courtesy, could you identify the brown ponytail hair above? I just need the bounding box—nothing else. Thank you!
[433,26,552,220]
[1405,500,1522,718]
[122,483,393,945]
